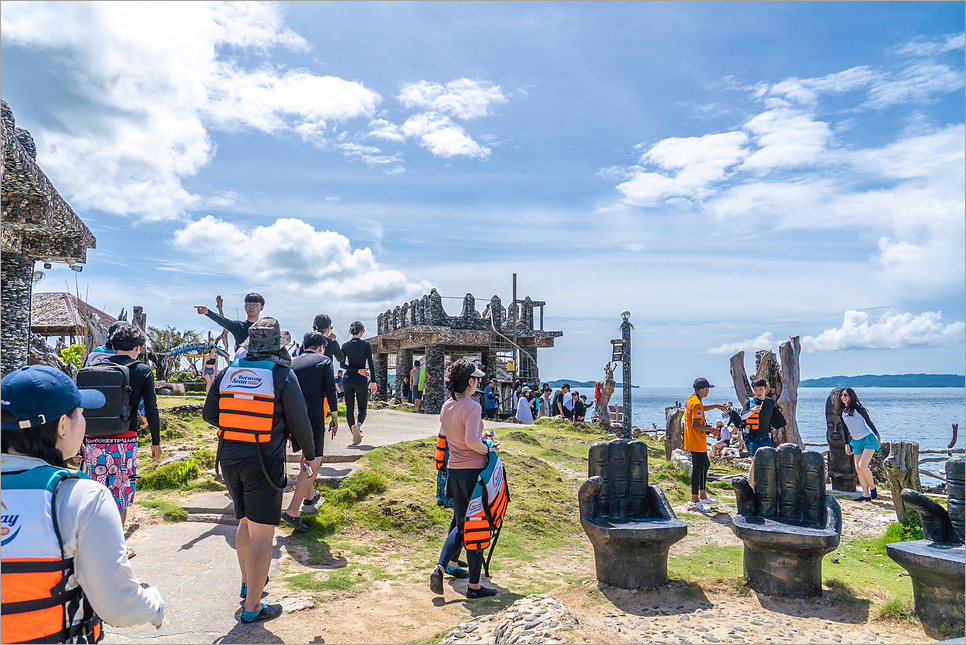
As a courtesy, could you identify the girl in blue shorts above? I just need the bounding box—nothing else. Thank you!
[835,388,881,502]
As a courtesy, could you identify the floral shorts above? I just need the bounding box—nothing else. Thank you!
[82,437,138,512]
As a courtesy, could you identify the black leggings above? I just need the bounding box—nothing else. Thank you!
[691,451,710,496]
[343,372,369,427]
[438,468,484,584]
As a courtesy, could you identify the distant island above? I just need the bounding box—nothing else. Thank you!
[544,379,639,389]
[800,374,965,388]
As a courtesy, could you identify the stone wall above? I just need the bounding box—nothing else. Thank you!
[1,253,34,376]
[423,344,446,414]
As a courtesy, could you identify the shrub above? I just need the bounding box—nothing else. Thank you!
[139,459,200,490]
[60,344,85,369]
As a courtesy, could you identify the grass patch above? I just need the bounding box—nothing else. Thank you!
[824,578,865,605]
[137,497,188,522]
[139,459,200,490]
[824,535,913,605]
[668,544,743,582]
[877,595,913,621]
[284,567,362,593]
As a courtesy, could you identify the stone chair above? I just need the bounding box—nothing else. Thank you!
[886,457,964,632]
[730,444,842,597]
[578,438,687,589]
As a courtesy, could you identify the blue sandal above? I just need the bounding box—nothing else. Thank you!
[240,603,282,623]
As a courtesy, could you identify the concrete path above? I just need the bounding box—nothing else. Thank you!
[104,409,521,643]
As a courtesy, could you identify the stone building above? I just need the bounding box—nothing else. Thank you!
[1,100,97,376]
[369,288,563,415]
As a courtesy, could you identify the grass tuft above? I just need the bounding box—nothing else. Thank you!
[139,459,200,490]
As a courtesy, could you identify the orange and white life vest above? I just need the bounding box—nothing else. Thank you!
[1,466,103,644]
[435,429,447,471]
[463,443,509,552]
[218,359,277,443]
[745,399,761,435]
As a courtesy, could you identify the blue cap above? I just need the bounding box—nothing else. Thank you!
[0,365,105,430]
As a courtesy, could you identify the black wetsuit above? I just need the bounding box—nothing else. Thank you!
[204,311,254,349]
[291,351,339,456]
[341,337,376,428]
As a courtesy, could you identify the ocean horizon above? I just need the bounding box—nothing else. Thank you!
[602,386,965,450]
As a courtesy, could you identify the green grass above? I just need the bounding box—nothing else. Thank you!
[139,459,200,490]
[878,596,913,621]
[137,497,188,521]
[823,534,913,605]
[669,544,743,581]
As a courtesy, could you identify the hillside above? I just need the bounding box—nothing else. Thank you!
[801,373,965,388]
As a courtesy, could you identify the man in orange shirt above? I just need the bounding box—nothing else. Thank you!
[684,378,730,512]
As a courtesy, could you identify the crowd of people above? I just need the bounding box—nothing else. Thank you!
[0,291,886,635]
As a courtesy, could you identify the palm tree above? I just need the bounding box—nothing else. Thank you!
[146,326,200,381]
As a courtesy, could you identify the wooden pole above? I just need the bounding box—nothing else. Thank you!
[883,440,922,524]
[776,336,802,447]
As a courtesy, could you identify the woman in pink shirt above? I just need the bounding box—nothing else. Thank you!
[429,359,499,599]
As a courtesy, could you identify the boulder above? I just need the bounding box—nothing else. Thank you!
[671,449,692,477]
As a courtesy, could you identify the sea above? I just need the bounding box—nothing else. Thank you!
[606,386,965,450]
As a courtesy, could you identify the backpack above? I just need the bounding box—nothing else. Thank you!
[76,361,132,436]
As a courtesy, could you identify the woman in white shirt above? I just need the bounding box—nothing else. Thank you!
[834,387,881,502]
[515,387,534,424]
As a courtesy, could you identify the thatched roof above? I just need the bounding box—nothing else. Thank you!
[31,292,116,338]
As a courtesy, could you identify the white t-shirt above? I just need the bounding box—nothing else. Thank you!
[842,410,873,440]
[718,426,731,442]
[1,454,165,628]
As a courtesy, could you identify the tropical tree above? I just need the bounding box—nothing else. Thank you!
[146,326,200,382]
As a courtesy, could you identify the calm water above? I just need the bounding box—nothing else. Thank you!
[608,387,965,450]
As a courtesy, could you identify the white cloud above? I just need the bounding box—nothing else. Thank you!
[397,79,506,120]
[335,143,402,166]
[616,131,748,205]
[1,2,380,220]
[769,66,879,105]
[706,333,778,355]
[862,61,965,110]
[890,32,965,58]
[172,216,429,305]
[400,112,490,159]
[366,119,406,143]
[802,311,965,351]
[741,108,832,170]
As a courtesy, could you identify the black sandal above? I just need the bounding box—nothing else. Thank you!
[240,603,282,623]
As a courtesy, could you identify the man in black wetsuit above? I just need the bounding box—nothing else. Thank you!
[312,314,345,364]
[194,293,264,350]
[553,383,571,418]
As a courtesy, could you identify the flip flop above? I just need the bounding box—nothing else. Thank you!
[240,603,282,623]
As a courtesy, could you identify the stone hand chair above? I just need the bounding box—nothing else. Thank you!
[578,439,687,589]
[886,457,964,632]
[731,444,842,597]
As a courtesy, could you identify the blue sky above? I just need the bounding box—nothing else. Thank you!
[2,2,963,387]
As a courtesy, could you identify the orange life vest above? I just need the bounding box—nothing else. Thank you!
[435,430,447,471]
[218,359,277,443]
[463,445,509,552]
[745,398,761,435]
[1,466,103,644]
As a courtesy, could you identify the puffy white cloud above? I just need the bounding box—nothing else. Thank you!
[802,311,965,351]
[172,216,429,305]
[741,108,832,170]
[397,79,506,120]
[706,333,778,355]
[1,2,380,220]
[769,66,880,105]
[616,131,748,205]
[400,112,490,159]
[366,119,406,143]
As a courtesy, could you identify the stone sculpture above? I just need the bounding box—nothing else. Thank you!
[578,438,687,589]
[886,457,964,633]
[730,444,842,597]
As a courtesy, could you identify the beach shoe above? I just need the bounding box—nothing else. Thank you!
[430,567,444,595]
[445,564,470,579]
[282,512,309,532]
[853,496,871,502]
[302,496,322,514]
[240,603,282,623]
[700,496,718,505]
[466,585,498,599]
[870,487,878,500]
[351,424,362,445]
[687,501,708,513]
[240,577,271,598]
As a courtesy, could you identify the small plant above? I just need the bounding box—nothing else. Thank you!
[877,596,913,621]
[138,498,188,522]
[139,459,200,490]
[59,344,86,370]
[825,578,860,605]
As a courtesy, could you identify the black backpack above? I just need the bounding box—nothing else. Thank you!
[76,361,132,436]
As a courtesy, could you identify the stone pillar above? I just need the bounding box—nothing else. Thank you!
[621,313,632,439]
[374,353,389,401]
[428,289,446,325]
[400,303,409,328]
[520,346,538,383]
[1,253,34,376]
[396,349,413,403]
[423,344,446,415]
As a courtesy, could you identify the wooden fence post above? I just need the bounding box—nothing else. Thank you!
[883,440,922,524]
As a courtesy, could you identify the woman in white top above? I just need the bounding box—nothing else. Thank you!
[515,387,534,424]
[834,387,881,502]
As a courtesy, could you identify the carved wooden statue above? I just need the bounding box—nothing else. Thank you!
[825,388,858,492]
[729,336,803,447]
[598,361,616,427]
[883,440,922,524]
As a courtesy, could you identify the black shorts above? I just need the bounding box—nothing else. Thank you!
[414,388,423,400]
[291,416,326,457]
[221,459,284,526]
[485,407,497,420]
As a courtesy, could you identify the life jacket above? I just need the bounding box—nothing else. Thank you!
[1,466,103,644]
[435,429,447,471]
[463,442,509,554]
[82,347,114,368]
[745,398,763,436]
[217,359,277,443]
